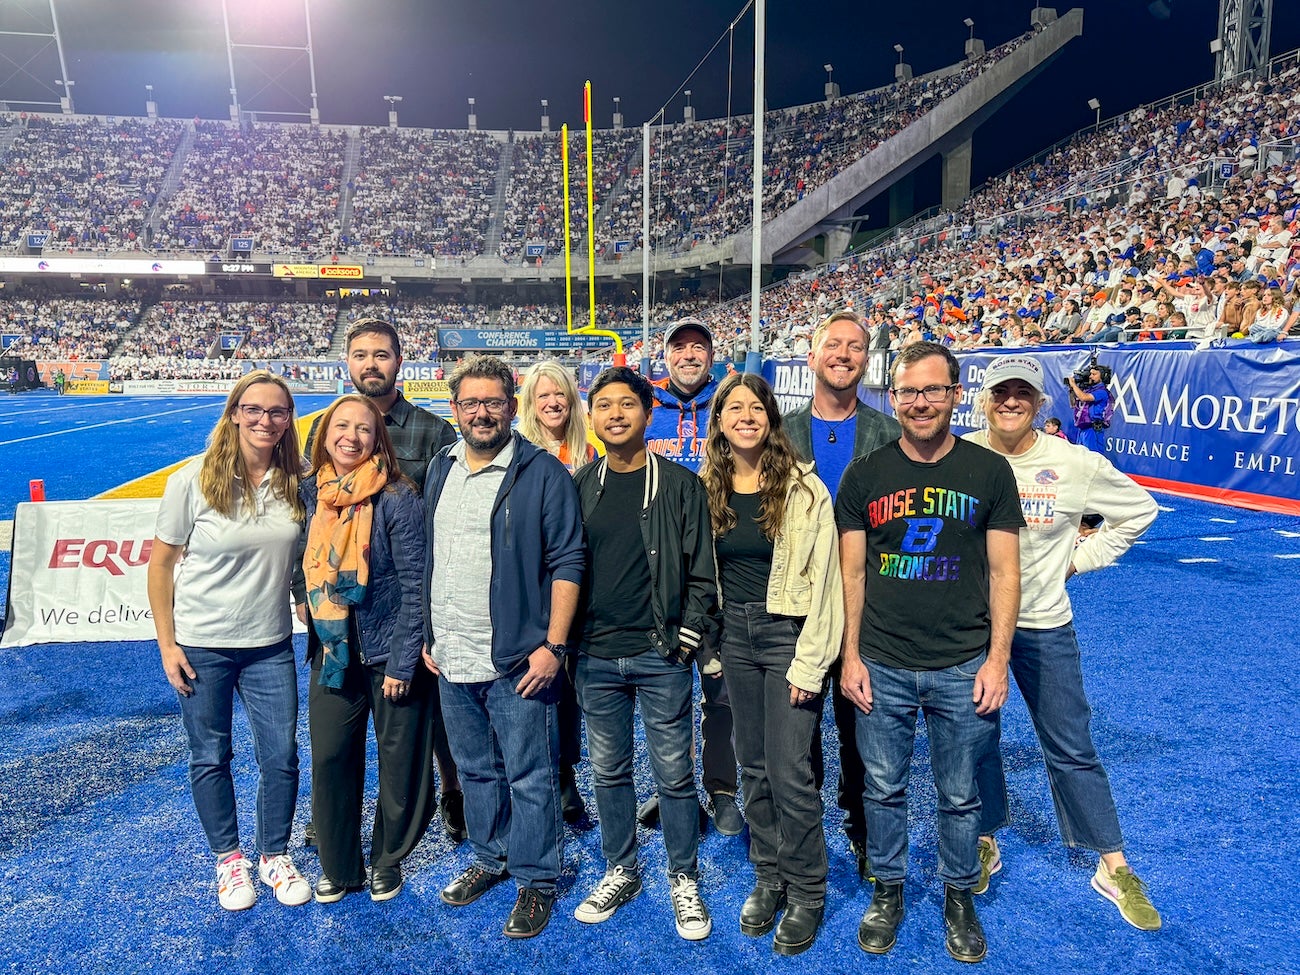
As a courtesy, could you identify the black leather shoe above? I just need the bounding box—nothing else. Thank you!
[560,766,586,825]
[503,887,554,939]
[944,886,987,963]
[440,790,467,843]
[370,864,403,902]
[303,820,317,848]
[441,864,507,906]
[710,792,744,836]
[857,880,905,954]
[636,793,661,828]
[774,904,823,956]
[314,875,362,904]
[739,886,787,937]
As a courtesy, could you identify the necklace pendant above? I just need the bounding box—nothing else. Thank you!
[827,430,837,444]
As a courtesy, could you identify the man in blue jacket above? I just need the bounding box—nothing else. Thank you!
[421,355,585,940]
[642,318,741,836]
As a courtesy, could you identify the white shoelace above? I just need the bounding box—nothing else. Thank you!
[588,867,634,908]
[670,874,705,922]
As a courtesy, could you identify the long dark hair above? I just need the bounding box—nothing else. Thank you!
[701,373,813,540]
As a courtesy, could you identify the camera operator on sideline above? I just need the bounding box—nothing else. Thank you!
[1066,360,1112,454]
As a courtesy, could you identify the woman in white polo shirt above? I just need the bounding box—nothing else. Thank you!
[147,370,309,912]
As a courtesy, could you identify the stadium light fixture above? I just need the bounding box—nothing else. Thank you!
[824,63,833,81]
[893,43,904,61]
[383,94,401,129]
[1087,97,1101,128]
[613,95,623,131]
[1209,38,1223,54]
[964,17,975,38]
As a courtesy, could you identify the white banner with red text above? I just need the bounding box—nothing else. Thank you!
[2,499,306,647]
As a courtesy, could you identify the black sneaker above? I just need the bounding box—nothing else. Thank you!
[573,866,643,923]
[710,792,744,836]
[503,887,554,939]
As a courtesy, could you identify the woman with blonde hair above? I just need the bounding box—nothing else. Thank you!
[518,360,596,472]
[700,372,843,956]
[516,358,595,822]
[299,394,429,904]
[148,370,309,911]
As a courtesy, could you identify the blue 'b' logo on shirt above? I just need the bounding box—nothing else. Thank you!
[899,517,944,553]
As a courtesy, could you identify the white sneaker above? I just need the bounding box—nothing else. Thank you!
[259,853,312,907]
[574,865,643,923]
[216,852,257,911]
[669,873,712,941]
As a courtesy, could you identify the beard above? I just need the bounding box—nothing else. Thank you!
[355,371,396,398]
[899,410,952,445]
[462,418,511,453]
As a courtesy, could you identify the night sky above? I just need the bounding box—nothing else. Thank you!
[1,0,1297,196]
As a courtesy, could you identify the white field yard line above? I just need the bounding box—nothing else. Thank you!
[0,403,216,447]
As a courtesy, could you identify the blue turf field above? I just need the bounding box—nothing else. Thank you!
[1,392,1298,974]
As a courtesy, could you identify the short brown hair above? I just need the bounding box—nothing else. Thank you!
[811,309,869,351]
[346,317,402,358]
[450,354,516,401]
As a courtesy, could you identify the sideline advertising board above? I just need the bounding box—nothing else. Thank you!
[2,500,159,646]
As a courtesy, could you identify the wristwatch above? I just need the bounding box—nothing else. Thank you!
[544,641,570,659]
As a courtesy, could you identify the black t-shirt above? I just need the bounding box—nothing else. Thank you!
[715,491,774,605]
[835,438,1025,670]
[582,466,655,658]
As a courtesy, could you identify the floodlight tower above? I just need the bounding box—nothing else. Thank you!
[384,94,401,129]
[823,64,839,102]
[1214,0,1273,82]
[222,0,322,124]
[0,0,74,111]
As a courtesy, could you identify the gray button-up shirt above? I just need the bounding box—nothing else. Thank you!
[428,439,514,682]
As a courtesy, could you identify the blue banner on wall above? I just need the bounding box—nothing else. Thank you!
[951,342,1300,510]
[437,328,641,351]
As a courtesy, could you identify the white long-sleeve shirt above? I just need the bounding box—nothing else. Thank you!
[964,429,1158,629]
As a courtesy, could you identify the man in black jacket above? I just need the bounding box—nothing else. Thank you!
[570,367,719,942]
[783,310,899,881]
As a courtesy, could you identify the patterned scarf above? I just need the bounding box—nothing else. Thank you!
[304,456,388,688]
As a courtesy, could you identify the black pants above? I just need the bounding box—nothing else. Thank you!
[557,654,583,772]
[699,648,737,796]
[810,656,867,846]
[309,651,436,886]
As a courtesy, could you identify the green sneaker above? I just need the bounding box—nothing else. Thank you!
[1091,862,1161,931]
[973,836,1001,895]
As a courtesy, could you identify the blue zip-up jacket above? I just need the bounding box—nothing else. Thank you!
[297,475,426,682]
[422,432,586,678]
[645,374,719,473]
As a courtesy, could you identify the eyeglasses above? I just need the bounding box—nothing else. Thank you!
[456,397,510,416]
[891,384,958,404]
[238,404,291,423]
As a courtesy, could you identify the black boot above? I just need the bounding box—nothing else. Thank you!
[739,886,786,937]
[944,885,987,963]
[774,904,823,956]
[857,880,904,954]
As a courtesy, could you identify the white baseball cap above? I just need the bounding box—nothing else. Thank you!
[981,354,1046,393]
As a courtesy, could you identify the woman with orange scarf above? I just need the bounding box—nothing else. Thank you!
[299,394,431,904]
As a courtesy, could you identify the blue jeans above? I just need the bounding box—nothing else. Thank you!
[176,637,299,856]
[975,623,1124,854]
[721,603,827,908]
[438,675,562,891]
[856,652,997,889]
[576,650,698,878]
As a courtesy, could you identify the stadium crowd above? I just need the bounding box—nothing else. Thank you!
[0,294,140,359]
[152,122,347,257]
[346,128,500,258]
[0,115,184,252]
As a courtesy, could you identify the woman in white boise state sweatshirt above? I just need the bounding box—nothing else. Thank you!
[964,353,1162,933]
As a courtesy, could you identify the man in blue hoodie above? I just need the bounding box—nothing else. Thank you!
[642,318,741,836]
[421,355,586,940]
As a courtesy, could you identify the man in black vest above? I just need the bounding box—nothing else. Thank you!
[783,310,899,881]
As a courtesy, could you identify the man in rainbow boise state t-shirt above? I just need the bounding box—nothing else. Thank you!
[834,341,1024,965]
